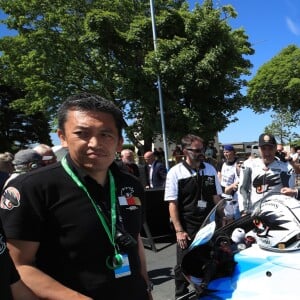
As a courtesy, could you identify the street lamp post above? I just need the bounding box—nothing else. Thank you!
[149,0,169,170]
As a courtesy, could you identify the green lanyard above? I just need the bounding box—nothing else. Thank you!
[61,157,123,269]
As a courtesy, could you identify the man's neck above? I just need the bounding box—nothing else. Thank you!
[84,169,108,186]
[185,159,201,170]
[262,157,276,167]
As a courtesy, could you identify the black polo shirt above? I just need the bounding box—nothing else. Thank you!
[0,154,147,300]
[0,218,20,300]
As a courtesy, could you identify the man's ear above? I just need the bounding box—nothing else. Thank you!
[57,129,68,148]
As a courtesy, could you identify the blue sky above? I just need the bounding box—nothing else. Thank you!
[189,0,300,143]
[1,1,300,145]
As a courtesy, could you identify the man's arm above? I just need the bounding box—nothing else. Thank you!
[169,200,183,233]
[11,279,39,300]
[281,187,299,199]
[137,235,153,300]
[168,200,191,249]
[158,164,167,180]
[286,155,300,174]
[7,239,92,300]
[213,194,225,220]
[238,166,252,214]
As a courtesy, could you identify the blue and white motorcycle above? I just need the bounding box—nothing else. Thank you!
[181,193,300,300]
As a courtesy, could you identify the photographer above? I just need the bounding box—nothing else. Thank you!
[0,93,153,300]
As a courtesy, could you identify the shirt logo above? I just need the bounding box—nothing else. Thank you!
[119,186,141,206]
[0,187,20,210]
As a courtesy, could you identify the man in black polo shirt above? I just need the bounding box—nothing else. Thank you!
[0,93,153,300]
[164,134,223,299]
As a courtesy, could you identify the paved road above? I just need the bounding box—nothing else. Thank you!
[145,237,197,300]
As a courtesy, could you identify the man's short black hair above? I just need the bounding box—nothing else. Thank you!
[58,92,126,137]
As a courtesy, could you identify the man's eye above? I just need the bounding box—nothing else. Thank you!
[74,131,88,138]
[101,132,114,138]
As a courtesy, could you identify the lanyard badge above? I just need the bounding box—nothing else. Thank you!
[61,157,124,270]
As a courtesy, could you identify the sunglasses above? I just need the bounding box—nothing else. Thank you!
[185,148,204,153]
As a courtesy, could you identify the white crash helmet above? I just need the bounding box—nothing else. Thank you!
[251,193,300,252]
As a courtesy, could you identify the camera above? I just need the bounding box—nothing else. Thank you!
[115,228,137,251]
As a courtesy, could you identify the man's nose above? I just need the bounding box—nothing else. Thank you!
[88,136,102,148]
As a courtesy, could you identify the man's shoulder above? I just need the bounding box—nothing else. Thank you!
[4,162,63,187]
[130,163,140,171]
[203,161,217,172]
[153,160,166,171]
[244,157,261,167]
[115,166,144,189]
[153,160,163,167]
[271,159,290,170]
[167,162,194,180]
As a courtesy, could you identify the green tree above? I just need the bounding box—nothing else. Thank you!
[143,1,254,144]
[247,45,300,114]
[264,110,300,144]
[0,85,52,152]
[0,0,254,150]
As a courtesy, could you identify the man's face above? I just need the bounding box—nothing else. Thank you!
[144,153,154,164]
[223,150,235,161]
[58,110,123,173]
[277,145,284,152]
[122,152,134,163]
[183,140,204,164]
[259,145,277,164]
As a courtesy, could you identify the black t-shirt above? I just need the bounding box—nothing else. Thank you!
[0,155,147,300]
[0,218,20,300]
[0,171,10,191]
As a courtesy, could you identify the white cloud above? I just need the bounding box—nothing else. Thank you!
[286,17,300,35]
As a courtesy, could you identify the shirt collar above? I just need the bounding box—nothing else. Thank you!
[63,153,121,185]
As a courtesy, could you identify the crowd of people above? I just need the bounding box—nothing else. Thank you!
[164,133,300,299]
[1,92,300,300]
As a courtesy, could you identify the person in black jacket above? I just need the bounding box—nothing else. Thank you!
[143,151,167,189]
[118,149,140,178]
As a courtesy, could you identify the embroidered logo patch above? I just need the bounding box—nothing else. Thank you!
[119,186,141,206]
[0,187,21,210]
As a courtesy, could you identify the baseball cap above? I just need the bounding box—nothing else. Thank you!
[258,133,277,147]
[13,149,42,165]
[223,144,234,151]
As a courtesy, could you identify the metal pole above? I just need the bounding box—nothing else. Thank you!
[149,0,169,170]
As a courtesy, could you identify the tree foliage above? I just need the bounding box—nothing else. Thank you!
[0,85,52,152]
[247,45,300,114]
[264,110,300,144]
[0,0,254,151]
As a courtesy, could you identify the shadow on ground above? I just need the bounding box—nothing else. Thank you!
[148,267,174,285]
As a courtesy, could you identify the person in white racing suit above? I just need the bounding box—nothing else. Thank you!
[238,133,295,215]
